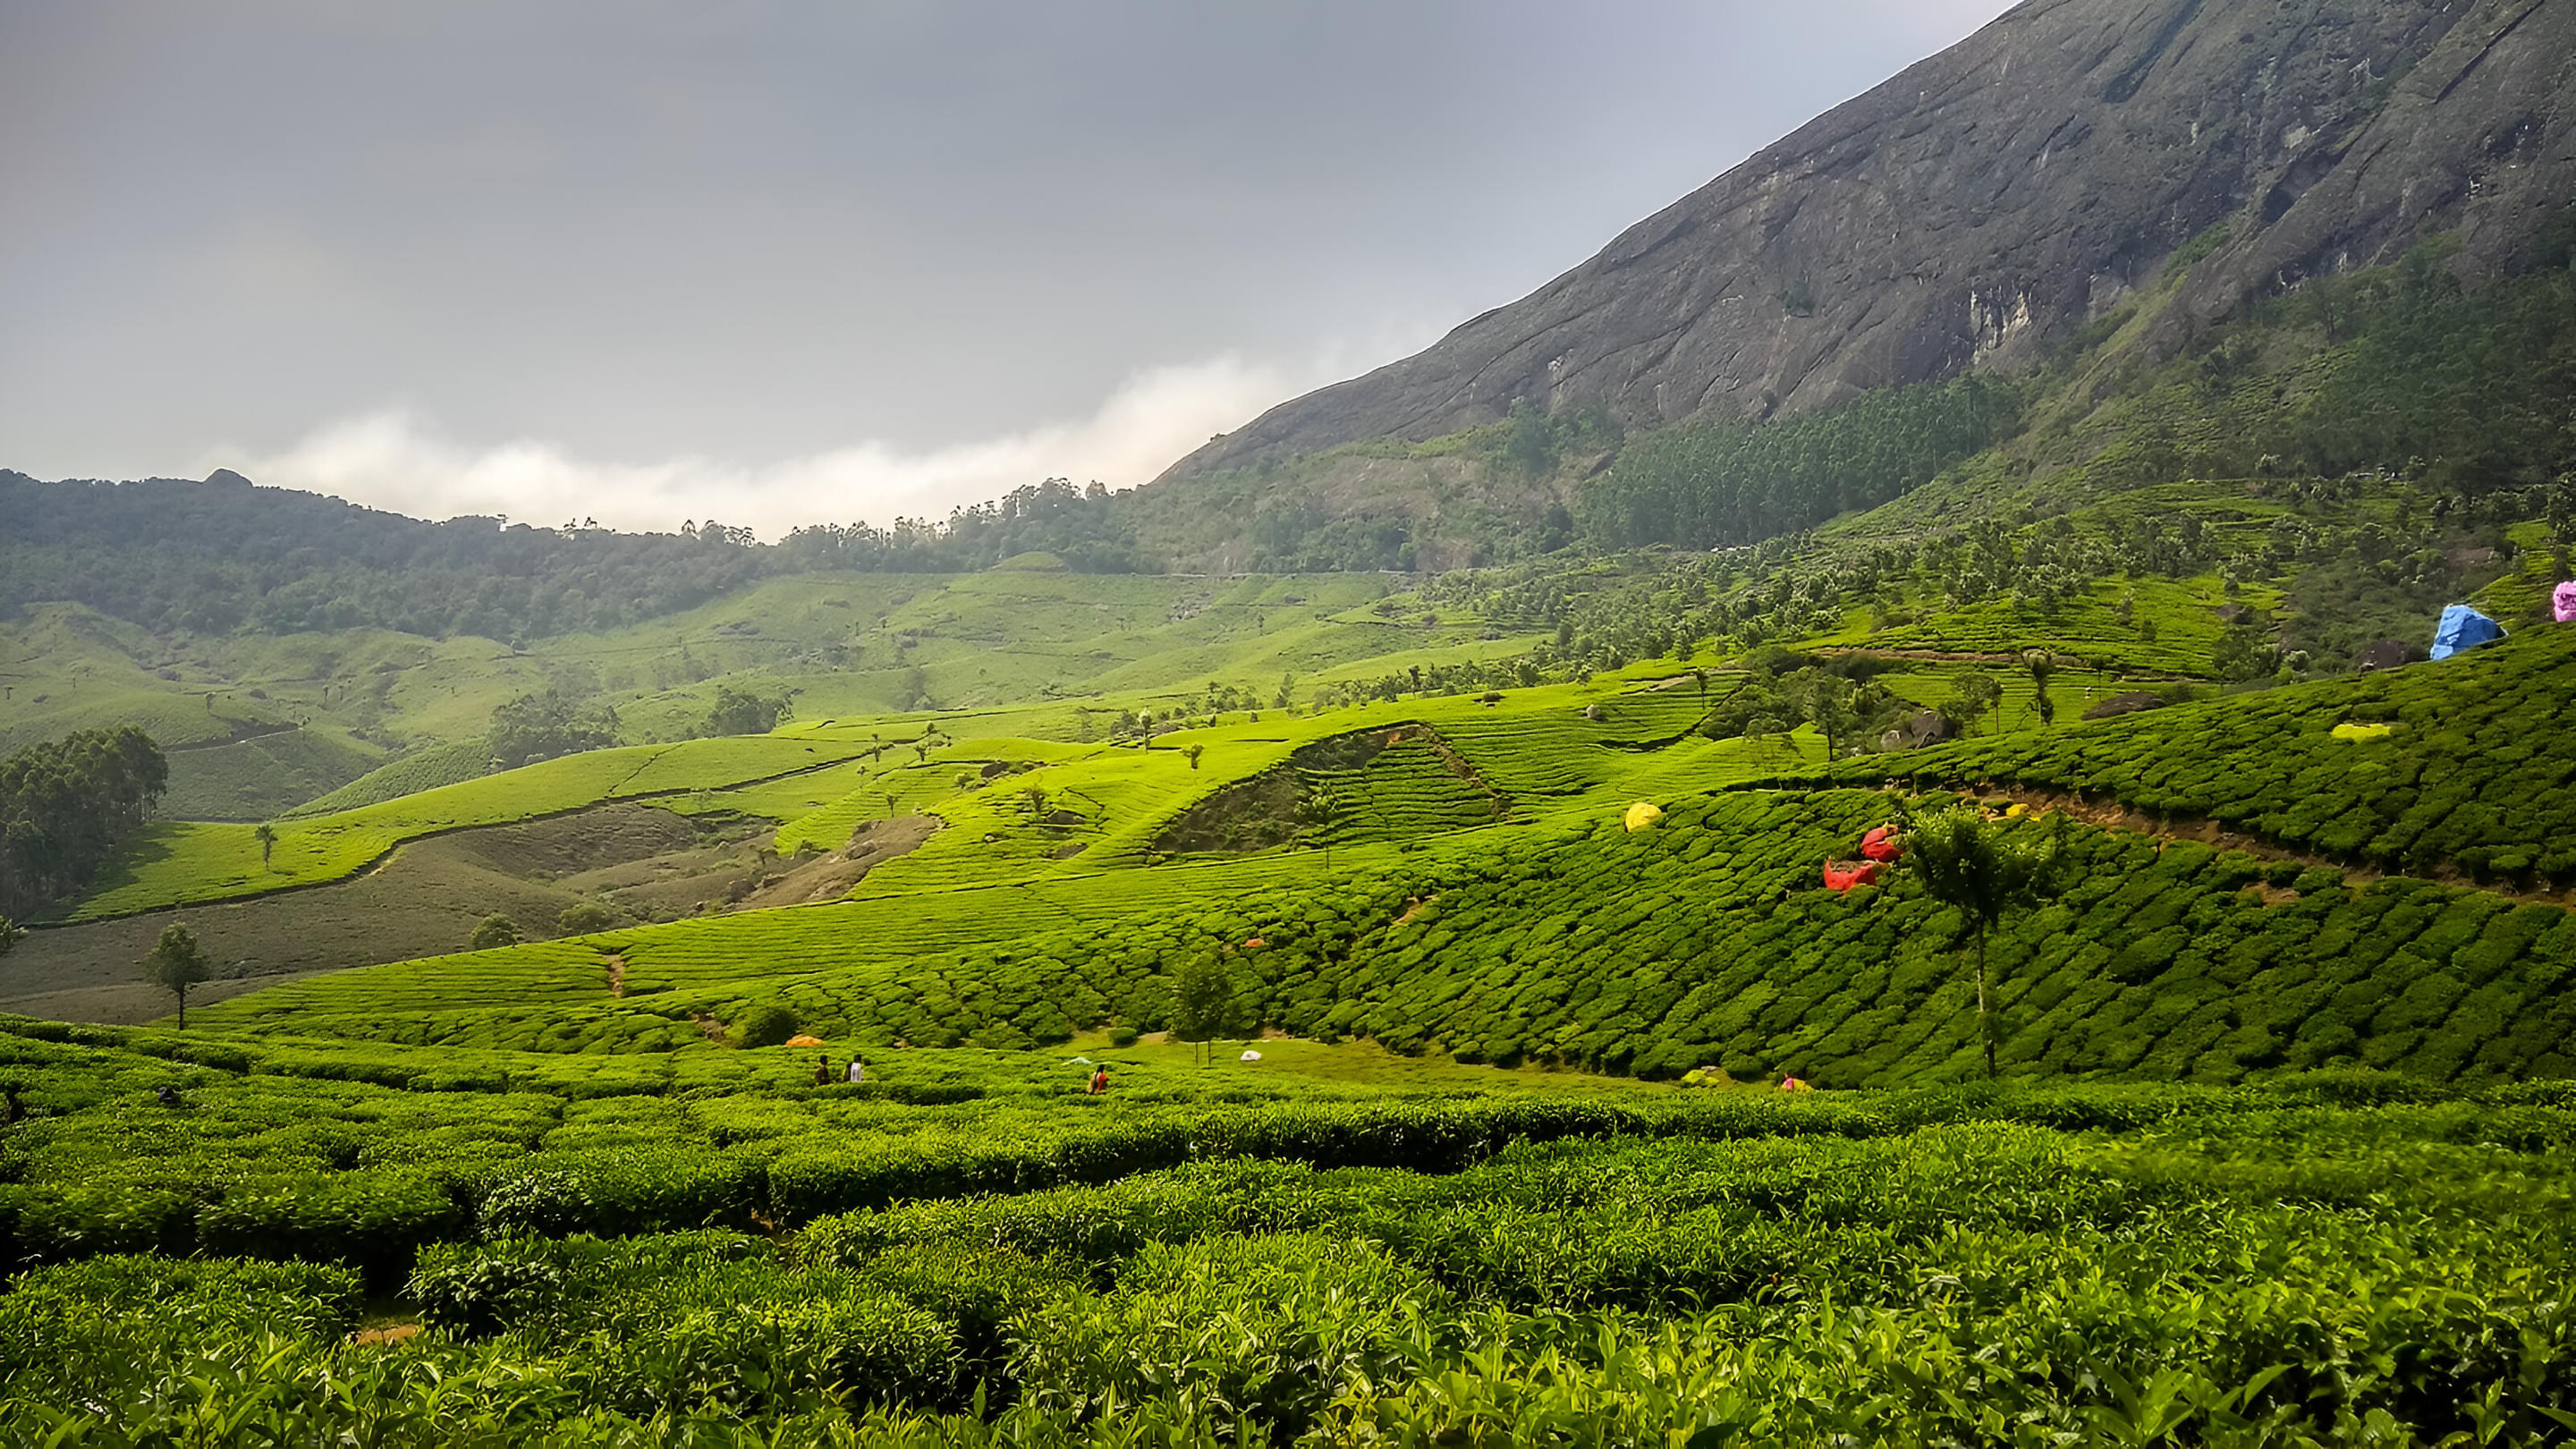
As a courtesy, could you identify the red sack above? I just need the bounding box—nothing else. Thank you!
[1860,826,1902,862]
[1822,860,1882,892]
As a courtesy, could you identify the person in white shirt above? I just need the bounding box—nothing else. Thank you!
[846,1056,866,1085]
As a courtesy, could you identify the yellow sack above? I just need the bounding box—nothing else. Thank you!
[2332,722,2395,742]
[1623,801,1665,833]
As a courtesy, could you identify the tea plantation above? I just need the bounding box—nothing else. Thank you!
[15,571,2576,1443]
[0,1016,2570,1444]
[1818,628,2576,883]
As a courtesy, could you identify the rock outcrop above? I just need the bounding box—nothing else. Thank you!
[1165,0,2576,478]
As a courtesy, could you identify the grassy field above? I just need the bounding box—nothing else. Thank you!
[52,733,886,921]
[0,568,1530,821]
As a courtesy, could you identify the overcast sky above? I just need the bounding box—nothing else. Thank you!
[1,0,2018,537]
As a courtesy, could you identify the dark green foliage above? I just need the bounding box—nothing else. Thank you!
[692,685,792,739]
[487,690,621,768]
[467,913,521,952]
[0,725,167,919]
[194,1171,466,1287]
[136,923,209,1028]
[2274,233,2576,494]
[1898,804,2067,1077]
[732,1003,799,1049]
[1580,376,2015,549]
[556,902,618,936]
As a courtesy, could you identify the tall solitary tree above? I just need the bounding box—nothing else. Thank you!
[0,916,23,958]
[1896,803,2066,1079]
[1296,784,1339,870]
[2021,650,2059,727]
[1170,953,1238,1068]
[139,923,210,1029]
[253,823,277,870]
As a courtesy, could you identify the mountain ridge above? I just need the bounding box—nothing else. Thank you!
[1163,0,2576,478]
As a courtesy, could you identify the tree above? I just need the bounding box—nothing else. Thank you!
[2021,650,2059,727]
[1185,744,1205,771]
[1896,803,2067,1080]
[556,902,617,936]
[139,923,210,1028]
[732,1002,799,1049]
[0,725,169,920]
[468,913,521,952]
[2211,626,2277,682]
[1170,954,1237,1067]
[0,915,21,958]
[487,691,619,768]
[2546,470,2576,581]
[1785,669,1864,759]
[1296,784,1339,869]
[253,822,277,870]
[696,686,790,738]
[1945,673,2004,736]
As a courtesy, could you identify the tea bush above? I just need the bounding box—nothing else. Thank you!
[3,1095,2569,1445]
[1824,629,2576,881]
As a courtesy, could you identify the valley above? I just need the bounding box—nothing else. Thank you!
[5,0,2576,1439]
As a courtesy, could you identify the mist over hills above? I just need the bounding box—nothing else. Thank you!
[4,0,2572,826]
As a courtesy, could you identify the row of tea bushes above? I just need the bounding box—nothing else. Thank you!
[4,1103,2569,1444]
[586,789,2576,1086]
[1818,627,2576,881]
[12,1011,2562,1284]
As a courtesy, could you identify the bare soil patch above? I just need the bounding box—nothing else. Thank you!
[733,816,939,911]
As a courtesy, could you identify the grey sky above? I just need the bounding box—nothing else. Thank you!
[1,0,2018,535]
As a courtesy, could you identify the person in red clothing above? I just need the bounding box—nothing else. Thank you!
[1089,1065,1110,1096]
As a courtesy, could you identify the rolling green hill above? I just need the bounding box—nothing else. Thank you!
[133,624,2568,1100]
[9,15,2576,1443]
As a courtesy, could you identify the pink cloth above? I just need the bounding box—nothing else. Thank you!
[2555,580,2576,623]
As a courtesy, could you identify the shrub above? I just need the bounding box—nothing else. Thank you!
[732,1003,799,1049]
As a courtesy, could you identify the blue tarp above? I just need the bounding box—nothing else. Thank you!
[2430,604,2504,661]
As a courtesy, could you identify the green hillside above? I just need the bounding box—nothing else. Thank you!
[11,224,2572,827]
[132,621,2565,1095]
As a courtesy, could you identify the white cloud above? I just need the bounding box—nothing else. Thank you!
[206,352,1331,540]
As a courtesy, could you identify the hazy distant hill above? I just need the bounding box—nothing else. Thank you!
[1166,0,2576,475]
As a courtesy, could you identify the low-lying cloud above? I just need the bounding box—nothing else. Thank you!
[209,353,1326,540]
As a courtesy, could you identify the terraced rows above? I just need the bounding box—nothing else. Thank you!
[63,733,885,921]
[1305,733,1502,845]
[1821,627,2576,880]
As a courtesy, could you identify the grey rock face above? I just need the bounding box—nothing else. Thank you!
[1166,0,2576,479]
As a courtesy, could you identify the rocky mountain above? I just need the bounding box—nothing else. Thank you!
[1165,0,2576,477]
